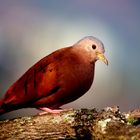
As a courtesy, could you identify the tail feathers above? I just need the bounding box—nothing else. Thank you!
[0,108,6,115]
[0,99,25,115]
[0,99,6,115]
[0,100,13,115]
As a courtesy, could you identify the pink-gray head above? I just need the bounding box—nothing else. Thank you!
[74,36,108,65]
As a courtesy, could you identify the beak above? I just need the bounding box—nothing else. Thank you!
[96,52,108,65]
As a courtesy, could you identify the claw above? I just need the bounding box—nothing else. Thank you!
[38,107,63,115]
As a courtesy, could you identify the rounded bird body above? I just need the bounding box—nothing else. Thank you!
[0,36,108,115]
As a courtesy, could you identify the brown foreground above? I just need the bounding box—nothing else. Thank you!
[0,106,140,140]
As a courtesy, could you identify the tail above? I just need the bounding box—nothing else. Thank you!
[0,99,6,115]
[0,108,6,115]
[0,98,27,115]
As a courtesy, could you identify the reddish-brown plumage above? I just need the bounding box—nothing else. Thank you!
[0,36,108,115]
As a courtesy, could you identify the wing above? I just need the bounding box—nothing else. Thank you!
[2,48,67,110]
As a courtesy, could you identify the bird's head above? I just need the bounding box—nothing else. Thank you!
[75,36,108,65]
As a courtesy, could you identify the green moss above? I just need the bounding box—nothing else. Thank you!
[127,117,139,125]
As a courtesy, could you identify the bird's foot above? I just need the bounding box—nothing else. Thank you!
[38,107,63,115]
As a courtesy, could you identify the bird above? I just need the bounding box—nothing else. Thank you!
[0,36,108,115]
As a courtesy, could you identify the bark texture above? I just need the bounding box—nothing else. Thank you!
[0,107,140,140]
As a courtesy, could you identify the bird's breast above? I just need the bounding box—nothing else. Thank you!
[58,59,95,94]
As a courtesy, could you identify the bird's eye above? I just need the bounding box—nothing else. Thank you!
[92,44,96,49]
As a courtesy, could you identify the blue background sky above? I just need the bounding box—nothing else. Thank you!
[0,0,140,119]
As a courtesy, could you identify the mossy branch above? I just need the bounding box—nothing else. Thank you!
[0,107,140,140]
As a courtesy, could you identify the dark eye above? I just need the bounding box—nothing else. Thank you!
[92,44,96,49]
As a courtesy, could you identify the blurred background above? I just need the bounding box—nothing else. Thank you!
[0,0,140,119]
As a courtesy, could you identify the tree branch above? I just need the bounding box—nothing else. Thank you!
[0,106,140,139]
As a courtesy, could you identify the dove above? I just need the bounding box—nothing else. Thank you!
[0,36,108,115]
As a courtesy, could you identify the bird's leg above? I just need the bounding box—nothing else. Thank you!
[38,107,63,115]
